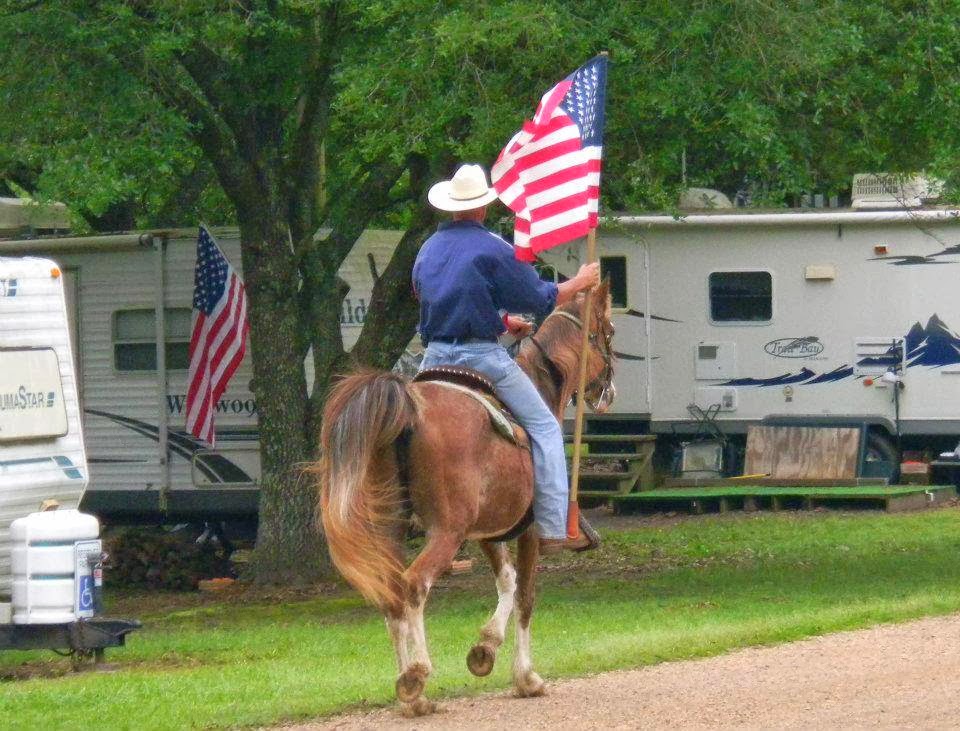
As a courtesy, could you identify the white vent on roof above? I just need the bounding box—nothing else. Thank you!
[678,188,732,210]
[851,174,943,210]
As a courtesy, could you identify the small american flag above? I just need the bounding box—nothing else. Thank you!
[492,55,608,261]
[185,226,250,446]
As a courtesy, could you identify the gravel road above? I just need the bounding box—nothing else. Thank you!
[298,613,960,730]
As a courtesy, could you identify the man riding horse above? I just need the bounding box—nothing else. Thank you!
[414,163,602,553]
[318,162,615,714]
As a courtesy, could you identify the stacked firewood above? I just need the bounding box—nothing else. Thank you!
[104,527,234,591]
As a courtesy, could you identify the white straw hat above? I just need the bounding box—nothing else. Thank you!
[427,164,500,212]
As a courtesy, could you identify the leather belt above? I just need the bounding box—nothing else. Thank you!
[430,336,498,345]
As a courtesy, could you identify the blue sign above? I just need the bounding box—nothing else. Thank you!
[77,575,94,612]
[74,539,102,618]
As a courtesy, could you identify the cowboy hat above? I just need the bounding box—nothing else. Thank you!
[427,164,500,212]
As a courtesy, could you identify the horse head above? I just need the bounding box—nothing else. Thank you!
[577,279,616,413]
[521,281,617,414]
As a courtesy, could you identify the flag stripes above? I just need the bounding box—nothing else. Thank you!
[491,55,608,260]
[185,226,250,446]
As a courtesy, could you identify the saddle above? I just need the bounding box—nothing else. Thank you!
[413,366,528,447]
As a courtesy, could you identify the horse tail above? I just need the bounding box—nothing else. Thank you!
[317,370,415,613]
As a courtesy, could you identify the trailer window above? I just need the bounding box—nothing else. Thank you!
[709,271,771,322]
[535,263,559,283]
[600,256,627,308]
[113,308,191,371]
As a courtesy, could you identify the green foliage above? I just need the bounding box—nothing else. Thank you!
[4,509,960,728]
[0,5,201,224]
[596,0,960,207]
[5,1,960,221]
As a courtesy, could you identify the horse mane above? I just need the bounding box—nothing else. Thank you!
[517,301,582,384]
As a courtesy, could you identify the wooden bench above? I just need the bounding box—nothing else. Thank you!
[564,434,657,500]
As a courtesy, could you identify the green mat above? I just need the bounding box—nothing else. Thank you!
[612,485,953,500]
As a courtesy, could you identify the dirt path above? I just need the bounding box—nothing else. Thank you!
[299,613,960,730]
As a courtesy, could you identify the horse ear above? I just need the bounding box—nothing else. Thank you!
[593,277,612,318]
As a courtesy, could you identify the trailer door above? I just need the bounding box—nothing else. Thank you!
[600,246,650,416]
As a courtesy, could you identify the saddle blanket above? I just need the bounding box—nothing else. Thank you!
[413,365,528,447]
[427,380,524,444]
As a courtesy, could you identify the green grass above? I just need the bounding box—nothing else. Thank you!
[5,508,960,729]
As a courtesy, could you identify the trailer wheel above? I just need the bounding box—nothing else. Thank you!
[864,431,900,482]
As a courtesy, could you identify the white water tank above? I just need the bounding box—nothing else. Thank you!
[10,509,99,624]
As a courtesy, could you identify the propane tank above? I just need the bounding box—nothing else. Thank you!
[10,509,100,624]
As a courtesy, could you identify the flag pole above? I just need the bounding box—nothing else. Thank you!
[567,226,597,539]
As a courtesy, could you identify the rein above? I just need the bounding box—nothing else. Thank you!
[528,334,566,386]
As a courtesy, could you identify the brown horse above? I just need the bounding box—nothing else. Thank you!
[317,282,615,716]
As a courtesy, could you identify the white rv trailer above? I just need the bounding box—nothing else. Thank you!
[539,207,960,468]
[0,257,88,593]
[0,228,404,524]
[10,208,960,512]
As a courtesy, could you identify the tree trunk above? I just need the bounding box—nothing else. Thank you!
[350,212,435,369]
[238,206,330,583]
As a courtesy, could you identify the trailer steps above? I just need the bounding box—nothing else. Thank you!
[565,433,657,502]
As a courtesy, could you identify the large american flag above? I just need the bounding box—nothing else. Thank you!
[185,226,249,446]
[492,55,608,261]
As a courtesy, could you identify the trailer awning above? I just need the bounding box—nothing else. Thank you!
[0,233,158,254]
[0,227,250,254]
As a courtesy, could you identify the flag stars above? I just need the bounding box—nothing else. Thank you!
[193,227,232,315]
[561,57,605,146]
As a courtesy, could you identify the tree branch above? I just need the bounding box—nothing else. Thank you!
[289,2,343,167]
[349,153,436,369]
[296,155,407,419]
[116,50,257,212]
[174,42,259,164]
[284,2,345,243]
[318,159,406,268]
[346,215,433,370]
[122,1,262,168]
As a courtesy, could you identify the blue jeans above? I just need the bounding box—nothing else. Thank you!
[419,341,568,539]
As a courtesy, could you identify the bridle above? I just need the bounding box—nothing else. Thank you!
[528,308,615,411]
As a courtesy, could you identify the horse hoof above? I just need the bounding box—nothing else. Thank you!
[467,642,496,677]
[514,670,546,698]
[396,662,430,703]
[400,696,437,717]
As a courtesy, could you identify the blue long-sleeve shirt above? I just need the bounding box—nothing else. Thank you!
[413,220,558,345]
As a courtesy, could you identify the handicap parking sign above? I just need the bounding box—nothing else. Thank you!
[74,539,101,618]
[77,575,94,612]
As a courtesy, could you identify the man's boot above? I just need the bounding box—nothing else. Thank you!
[539,513,601,554]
